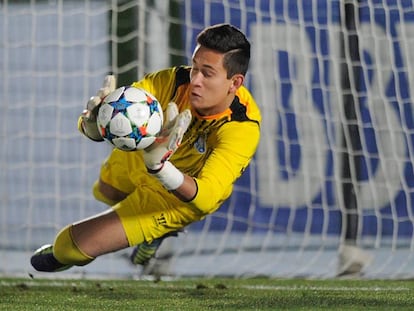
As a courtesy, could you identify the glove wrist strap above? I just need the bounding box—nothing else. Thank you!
[151,161,184,190]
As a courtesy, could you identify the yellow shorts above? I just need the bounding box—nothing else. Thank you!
[99,149,203,246]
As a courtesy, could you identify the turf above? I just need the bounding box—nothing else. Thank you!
[1,277,414,310]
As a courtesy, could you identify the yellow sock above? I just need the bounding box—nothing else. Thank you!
[53,225,94,266]
[92,180,118,206]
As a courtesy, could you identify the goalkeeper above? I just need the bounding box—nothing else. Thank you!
[30,23,261,272]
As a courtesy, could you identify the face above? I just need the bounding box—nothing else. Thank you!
[190,45,240,116]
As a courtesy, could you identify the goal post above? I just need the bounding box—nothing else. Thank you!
[1,0,414,279]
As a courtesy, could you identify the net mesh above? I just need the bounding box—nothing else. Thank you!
[1,0,414,279]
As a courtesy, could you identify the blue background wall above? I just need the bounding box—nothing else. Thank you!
[184,0,414,238]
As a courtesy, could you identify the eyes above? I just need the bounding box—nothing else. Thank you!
[190,66,214,79]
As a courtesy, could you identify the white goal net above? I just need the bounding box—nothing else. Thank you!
[2,0,414,279]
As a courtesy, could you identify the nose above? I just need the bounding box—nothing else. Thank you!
[190,71,203,86]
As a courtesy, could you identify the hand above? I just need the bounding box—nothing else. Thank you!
[78,75,116,141]
[143,102,192,172]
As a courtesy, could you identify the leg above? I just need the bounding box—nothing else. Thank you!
[31,208,130,272]
[93,179,165,265]
[71,208,129,258]
[97,178,128,203]
[32,150,137,272]
[130,230,180,265]
[92,179,128,206]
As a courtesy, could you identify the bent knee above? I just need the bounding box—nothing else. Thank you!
[92,179,128,206]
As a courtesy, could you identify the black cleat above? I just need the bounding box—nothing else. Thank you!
[30,244,72,272]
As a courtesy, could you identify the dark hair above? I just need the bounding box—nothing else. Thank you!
[196,23,250,78]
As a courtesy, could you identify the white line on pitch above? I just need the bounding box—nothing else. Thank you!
[241,285,411,291]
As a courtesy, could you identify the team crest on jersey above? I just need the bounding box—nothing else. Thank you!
[194,134,207,153]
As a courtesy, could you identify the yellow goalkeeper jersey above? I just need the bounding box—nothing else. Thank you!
[132,66,261,215]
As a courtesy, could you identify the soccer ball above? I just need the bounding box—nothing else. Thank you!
[97,86,163,151]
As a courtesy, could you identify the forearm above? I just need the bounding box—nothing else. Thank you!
[171,174,197,202]
[150,161,197,202]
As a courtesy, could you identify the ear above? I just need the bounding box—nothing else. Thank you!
[229,74,244,93]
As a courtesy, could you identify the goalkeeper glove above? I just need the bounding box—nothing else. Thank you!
[143,102,192,190]
[78,75,116,141]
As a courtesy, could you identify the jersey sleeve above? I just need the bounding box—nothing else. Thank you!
[188,120,260,215]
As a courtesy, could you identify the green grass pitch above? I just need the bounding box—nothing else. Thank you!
[1,277,414,310]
